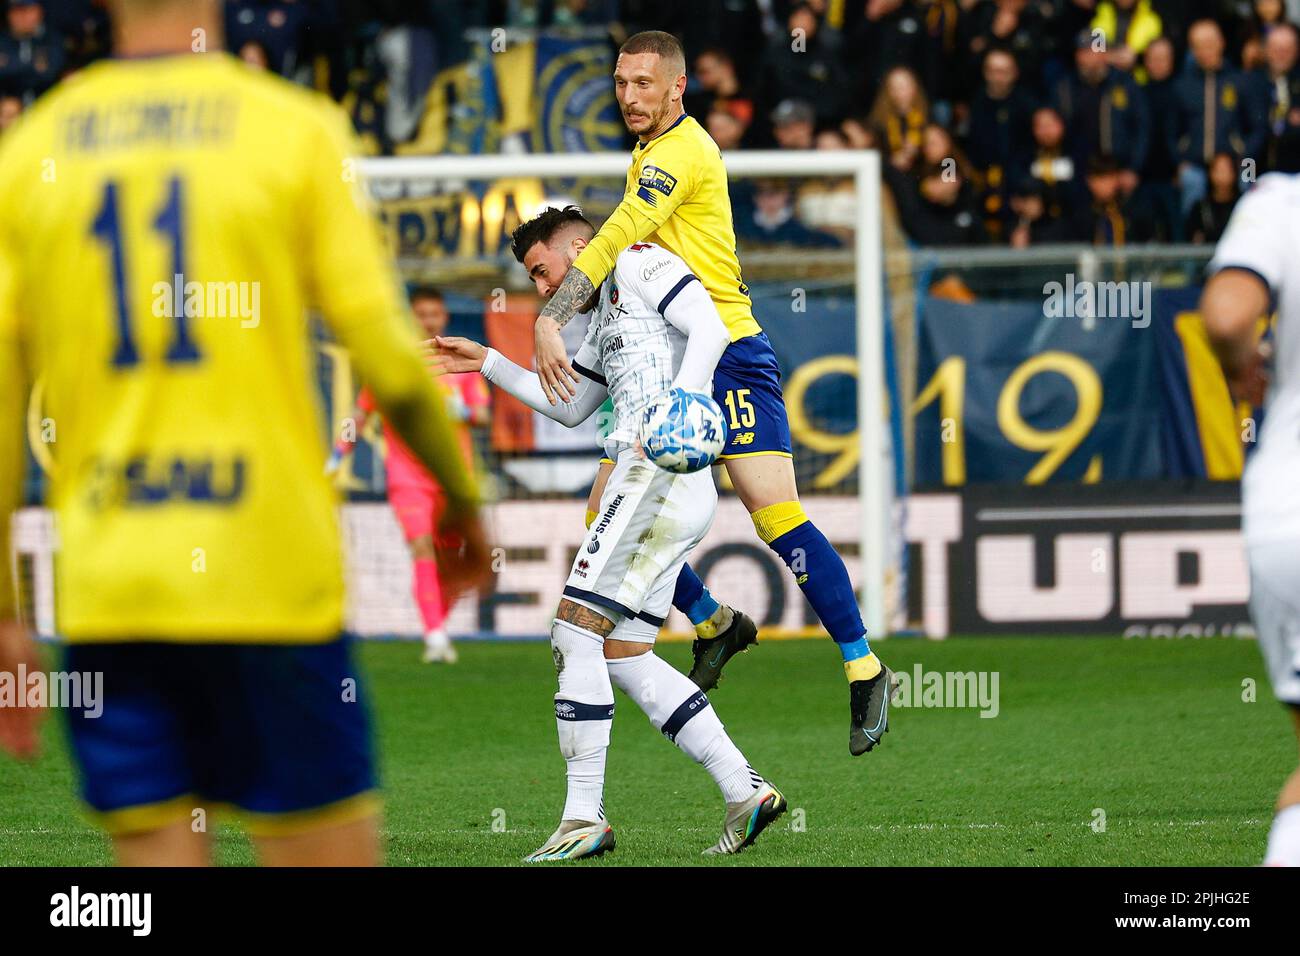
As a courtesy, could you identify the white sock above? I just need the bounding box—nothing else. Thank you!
[606,651,761,804]
[551,619,614,823]
[1265,803,1300,865]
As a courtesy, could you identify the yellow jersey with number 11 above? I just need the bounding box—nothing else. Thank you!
[0,52,471,641]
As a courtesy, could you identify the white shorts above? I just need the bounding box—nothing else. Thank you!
[564,446,716,629]
[1247,540,1300,706]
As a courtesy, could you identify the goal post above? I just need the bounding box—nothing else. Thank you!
[360,149,890,639]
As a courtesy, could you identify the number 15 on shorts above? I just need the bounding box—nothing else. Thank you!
[723,388,756,448]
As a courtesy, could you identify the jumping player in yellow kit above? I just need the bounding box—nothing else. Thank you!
[531,31,894,755]
[0,0,491,865]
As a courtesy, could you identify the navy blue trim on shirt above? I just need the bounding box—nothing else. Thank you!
[657,274,700,315]
[572,360,607,386]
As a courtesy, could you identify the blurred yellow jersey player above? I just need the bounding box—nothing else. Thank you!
[0,0,490,866]
[530,31,893,758]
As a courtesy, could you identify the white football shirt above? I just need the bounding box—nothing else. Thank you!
[572,242,704,446]
[1210,173,1300,544]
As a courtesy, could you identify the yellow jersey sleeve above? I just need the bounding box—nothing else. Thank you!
[302,107,478,508]
[571,135,700,288]
[0,226,24,619]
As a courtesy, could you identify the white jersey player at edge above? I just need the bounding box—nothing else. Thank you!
[433,205,786,860]
[1202,172,1300,866]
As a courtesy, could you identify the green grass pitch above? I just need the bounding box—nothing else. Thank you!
[3,635,1292,866]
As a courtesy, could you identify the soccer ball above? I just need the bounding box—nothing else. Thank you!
[638,387,726,473]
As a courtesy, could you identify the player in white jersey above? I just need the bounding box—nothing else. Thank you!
[1202,172,1300,866]
[433,206,786,860]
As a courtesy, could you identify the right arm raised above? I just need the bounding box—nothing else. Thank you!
[435,335,607,427]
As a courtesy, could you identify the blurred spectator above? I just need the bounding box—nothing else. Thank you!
[915,0,964,112]
[0,90,21,134]
[967,47,1038,234]
[0,0,65,103]
[1008,178,1080,246]
[1136,36,1183,240]
[1173,19,1262,218]
[1080,153,1156,244]
[47,0,108,72]
[224,1,311,78]
[885,144,984,246]
[771,98,816,149]
[685,47,756,142]
[1091,0,1163,77]
[756,1,850,132]
[795,127,858,241]
[238,39,271,70]
[968,48,1037,176]
[841,115,873,149]
[706,102,749,149]
[1054,30,1148,198]
[961,0,1049,98]
[1237,0,1290,72]
[1184,151,1242,243]
[866,66,930,173]
[1026,106,1089,219]
[846,0,930,112]
[735,178,843,246]
[1253,21,1300,172]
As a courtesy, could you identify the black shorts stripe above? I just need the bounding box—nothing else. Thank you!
[660,689,710,743]
[563,585,636,621]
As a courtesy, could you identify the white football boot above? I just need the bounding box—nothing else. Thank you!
[703,782,787,855]
[421,628,457,664]
[524,820,616,862]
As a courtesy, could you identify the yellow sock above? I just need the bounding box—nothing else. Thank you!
[749,500,807,545]
[844,652,882,683]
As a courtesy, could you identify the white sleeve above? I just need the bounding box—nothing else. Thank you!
[616,246,700,318]
[480,347,607,427]
[661,278,731,391]
[1209,177,1292,296]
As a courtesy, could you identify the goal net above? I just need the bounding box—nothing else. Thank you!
[11,149,896,642]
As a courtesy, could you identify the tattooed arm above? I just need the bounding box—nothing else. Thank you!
[533,268,596,405]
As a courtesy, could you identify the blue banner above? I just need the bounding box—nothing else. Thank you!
[532,34,625,154]
[914,296,1164,485]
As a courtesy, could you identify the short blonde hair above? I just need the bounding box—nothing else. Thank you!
[619,31,686,78]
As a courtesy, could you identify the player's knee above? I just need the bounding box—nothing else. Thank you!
[407,534,436,560]
[550,600,613,675]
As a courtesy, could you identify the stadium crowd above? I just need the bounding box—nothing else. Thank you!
[5,0,1300,248]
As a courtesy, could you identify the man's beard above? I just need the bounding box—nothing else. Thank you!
[624,93,671,135]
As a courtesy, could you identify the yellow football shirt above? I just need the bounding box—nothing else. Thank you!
[0,52,473,641]
[571,112,761,341]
